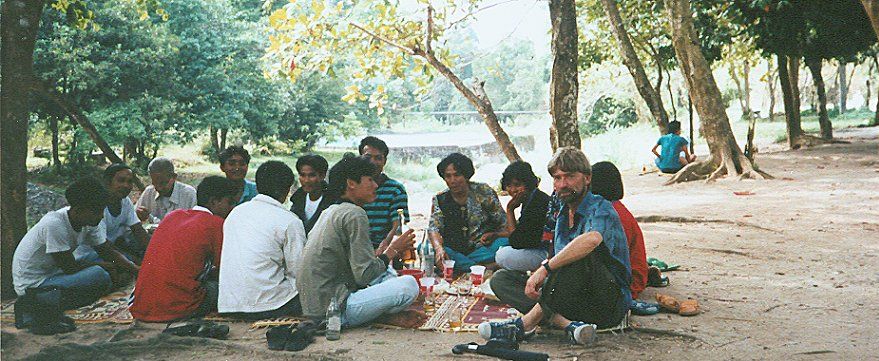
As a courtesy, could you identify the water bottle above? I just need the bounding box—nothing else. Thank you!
[421,236,435,278]
[326,296,341,341]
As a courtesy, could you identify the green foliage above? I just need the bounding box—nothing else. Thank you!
[579,96,638,136]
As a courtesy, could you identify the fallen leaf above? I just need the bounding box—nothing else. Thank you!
[733,191,755,196]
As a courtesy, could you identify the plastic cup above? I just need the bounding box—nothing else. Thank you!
[470,265,486,286]
[420,277,436,294]
[443,260,456,282]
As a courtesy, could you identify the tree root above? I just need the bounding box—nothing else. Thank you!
[665,153,774,184]
[792,135,851,149]
[635,215,779,233]
[631,326,704,343]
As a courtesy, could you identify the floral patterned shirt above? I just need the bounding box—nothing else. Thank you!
[428,182,507,254]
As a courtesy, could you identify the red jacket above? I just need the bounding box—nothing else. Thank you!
[130,208,223,322]
[612,201,647,299]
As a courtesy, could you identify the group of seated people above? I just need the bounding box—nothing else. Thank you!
[13,135,651,345]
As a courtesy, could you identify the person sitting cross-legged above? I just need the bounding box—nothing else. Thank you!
[494,161,552,272]
[13,177,139,334]
[651,120,696,174]
[135,157,197,224]
[130,176,238,322]
[428,153,508,271]
[218,145,258,205]
[297,156,419,328]
[482,148,632,345]
[358,136,410,259]
[218,161,307,319]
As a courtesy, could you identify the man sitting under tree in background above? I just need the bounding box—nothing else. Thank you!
[218,161,306,319]
[290,154,334,234]
[482,148,632,345]
[358,136,410,262]
[130,176,238,322]
[13,177,138,335]
[135,157,197,224]
[218,146,258,205]
[298,156,419,328]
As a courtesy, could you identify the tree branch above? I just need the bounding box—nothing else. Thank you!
[426,5,433,54]
[350,22,415,55]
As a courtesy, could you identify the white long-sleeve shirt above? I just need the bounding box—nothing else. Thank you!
[218,194,306,313]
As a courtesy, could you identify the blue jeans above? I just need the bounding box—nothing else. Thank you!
[444,238,510,271]
[39,266,112,310]
[495,246,547,271]
[341,270,419,328]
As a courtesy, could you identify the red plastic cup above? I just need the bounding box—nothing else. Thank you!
[443,260,455,282]
[470,265,485,286]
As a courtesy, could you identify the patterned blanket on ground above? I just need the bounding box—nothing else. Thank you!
[1,288,135,324]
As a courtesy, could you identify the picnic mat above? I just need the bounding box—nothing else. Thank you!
[1,287,135,325]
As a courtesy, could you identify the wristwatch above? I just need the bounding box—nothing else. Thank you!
[542,261,553,273]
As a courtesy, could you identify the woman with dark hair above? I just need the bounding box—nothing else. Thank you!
[493,161,551,271]
[427,153,508,270]
[590,161,654,315]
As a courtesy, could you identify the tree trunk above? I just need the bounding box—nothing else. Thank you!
[50,116,61,168]
[668,68,677,121]
[548,0,581,150]
[806,58,833,140]
[688,92,694,154]
[666,0,768,183]
[600,0,669,134]
[220,128,228,151]
[768,66,777,121]
[729,65,748,118]
[838,60,848,114]
[1,0,46,299]
[210,125,220,154]
[421,51,521,161]
[743,62,752,118]
[777,53,805,148]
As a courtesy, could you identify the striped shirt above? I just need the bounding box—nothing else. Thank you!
[363,174,409,247]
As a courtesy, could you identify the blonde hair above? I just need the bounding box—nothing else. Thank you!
[547,147,591,176]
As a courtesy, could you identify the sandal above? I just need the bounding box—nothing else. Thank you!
[164,320,228,339]
[647,266,670,287]
[630,300,660,316]
[647,258,680,272]
[655,293,680,313]
[679,299,700,316]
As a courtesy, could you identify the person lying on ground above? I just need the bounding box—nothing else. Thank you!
[218,145,257,205]
[135,157,196,224]
[591,161,650,308]
[359,137,410,264]
[290,154,334,234]
[13,177,139,321]
[74,163,150,262]
[297,156,419,328]
[651,120,696,174]
[428,153,508,271]
[218,161,307,320]
[483,148,632,345]
[130,176,238,322]
[494,161,551,272]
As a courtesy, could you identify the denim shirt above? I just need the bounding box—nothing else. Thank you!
[554,191,632,306]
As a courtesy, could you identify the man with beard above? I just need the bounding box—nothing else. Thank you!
[479,147,632,345]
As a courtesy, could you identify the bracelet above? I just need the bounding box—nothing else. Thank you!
[542,261,553,273]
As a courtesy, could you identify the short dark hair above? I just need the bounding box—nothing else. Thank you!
[328,156,376,198]
[66,177,109,212]
[501,161,539,190]
[196,176,238,207]
[358,136,389,157]
[218,145,251,165]
[103,163,132,183]
[590,161,624,201]
[296,154,329,175]
[668,120,681,134]
[255,161,295,198]
[436,153,474,179]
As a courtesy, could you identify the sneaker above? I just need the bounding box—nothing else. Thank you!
[565,322,597,345]
[477,318,526,342]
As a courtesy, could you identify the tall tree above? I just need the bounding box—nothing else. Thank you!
[598,0,669,134]
[266,1,521,161]
[549,0,581,150]
[666,0,769,183]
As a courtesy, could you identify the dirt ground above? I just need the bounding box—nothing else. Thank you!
[2,127,877,361]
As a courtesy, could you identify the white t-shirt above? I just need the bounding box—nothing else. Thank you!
[74,197,140,259]
[218,195,307,313]
[304,195,322,222]
[12,207,107,295]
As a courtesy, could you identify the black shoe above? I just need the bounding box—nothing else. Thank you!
[27,287,76,336]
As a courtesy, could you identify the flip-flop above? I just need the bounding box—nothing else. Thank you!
[679,299,700,316]
[197,322,229,339]
[647,258,680,272]
[286,321,317,351]
[630,300,660,316]
[647,266,670,287]
[655,293,680,313]
[266,325,292,351]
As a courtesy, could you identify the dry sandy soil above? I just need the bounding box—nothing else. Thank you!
[2,127,877,361]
